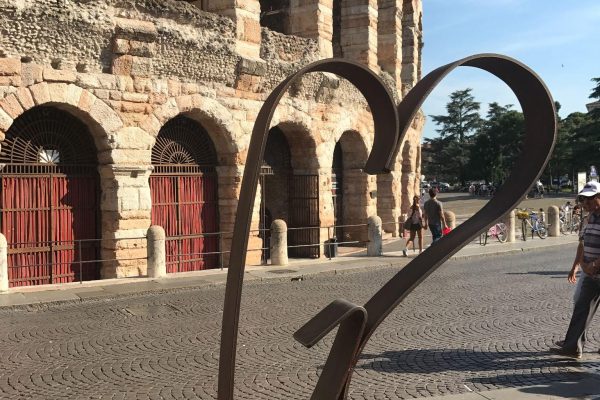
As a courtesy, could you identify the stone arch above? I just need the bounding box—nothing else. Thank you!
[261,120,320,258]
[0,83,123,161]
[0,86,127,279]
[146,95,243,268]
[150,115,221,272]
[144,94,240,166]
[0,104,104,286]
[276,120,319,171]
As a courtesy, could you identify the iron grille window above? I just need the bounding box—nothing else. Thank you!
[152,115,217,175]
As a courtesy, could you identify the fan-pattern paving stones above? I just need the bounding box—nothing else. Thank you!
[0,248,598,399]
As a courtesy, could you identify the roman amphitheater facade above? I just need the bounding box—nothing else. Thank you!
[0,0,423,287]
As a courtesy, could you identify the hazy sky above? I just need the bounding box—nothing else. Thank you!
[421,0,600,139]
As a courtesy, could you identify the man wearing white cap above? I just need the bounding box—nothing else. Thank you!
[551,181,600,358]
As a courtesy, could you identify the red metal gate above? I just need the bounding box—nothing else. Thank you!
[0,107,100,287]
[150,170,219,272]
[288,174,320,258]
[150,116,220,273]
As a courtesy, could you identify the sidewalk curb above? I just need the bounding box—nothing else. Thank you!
[0,239,578,311]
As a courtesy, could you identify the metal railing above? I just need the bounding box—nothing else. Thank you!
[161,222,373,267]
[6,236,146,287]
[3,219,395,287]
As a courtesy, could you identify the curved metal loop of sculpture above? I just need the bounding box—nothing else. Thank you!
[218,54,557,400]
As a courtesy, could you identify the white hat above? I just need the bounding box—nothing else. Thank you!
[578,181,600,197]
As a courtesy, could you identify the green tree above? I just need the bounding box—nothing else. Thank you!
[429,89,481,184]
[589,77,600,120]
[570,77,600,173]
[468,103,524,184]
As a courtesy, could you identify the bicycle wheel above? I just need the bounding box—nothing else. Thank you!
[536,221,548,239]
[521,219,527,241]
[479,231,488,246]
[570,215,581,234]
[496,222,508,243]
[559,218,568,235]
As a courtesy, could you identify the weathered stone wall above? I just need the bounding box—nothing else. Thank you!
[0,0,424,280]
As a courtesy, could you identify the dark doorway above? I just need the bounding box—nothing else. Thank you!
[288,174,320,258]
[261,127,290,261]
[332,141,344,241]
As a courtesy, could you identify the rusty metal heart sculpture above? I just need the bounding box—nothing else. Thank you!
[218,54,557,400]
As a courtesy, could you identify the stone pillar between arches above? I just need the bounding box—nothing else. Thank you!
[99,165,153,279]
[377,170,402,237]
[289,0,334,58]
[342,168,376,244]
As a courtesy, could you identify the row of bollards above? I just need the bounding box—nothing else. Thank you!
[0,205,572,291]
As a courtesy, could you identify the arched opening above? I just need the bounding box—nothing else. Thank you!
[0,106,100,287]
[259,0,289,34]
[260,127,291,262]
[261,125,320,259]
[150,115,220,273]
[332,141,344,240]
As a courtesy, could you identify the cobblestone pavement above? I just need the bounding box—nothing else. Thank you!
[0,247,598,400]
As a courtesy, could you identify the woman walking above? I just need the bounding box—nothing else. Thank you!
[403,195,424,256]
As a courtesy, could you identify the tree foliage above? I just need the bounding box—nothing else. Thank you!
[423,77,600,189]
[468,103,524,184]
[426,89,481,184]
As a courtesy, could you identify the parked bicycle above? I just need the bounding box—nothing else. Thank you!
[517,208,547,240]
[479,222,508,246]
[559,205,581,235]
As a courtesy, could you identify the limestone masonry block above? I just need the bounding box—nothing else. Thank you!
[119,187,140,212]
[90,99,123,134]
[0,94,23,119]
[122,92,149,103]
[64,84,83,107]
[77,89,97,113]
[29,82,51,105]
[21,63,43,86]
[76,73,101,89]
[0,58,20,76]
[114,18,158,42]
[43,68,76,83]
[48,83,68,104]
[238,57,267,76]
[0,108,13,133]
[15,87,34,110]
[140,114,161,136]
[112,55,133,76]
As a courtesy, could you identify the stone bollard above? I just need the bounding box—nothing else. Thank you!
[270,219,288,266]
[367,215,383,256]
[548,205,560,237]
[147,225,166,278]
[504,210,516,242]
[444,210,456,229]
[0,233,7,292]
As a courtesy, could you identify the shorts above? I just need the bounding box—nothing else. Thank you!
[410,223,422,232]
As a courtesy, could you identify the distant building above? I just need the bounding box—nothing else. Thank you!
[586,101,600,112]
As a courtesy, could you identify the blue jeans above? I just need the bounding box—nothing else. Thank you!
[429,223,443,242]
